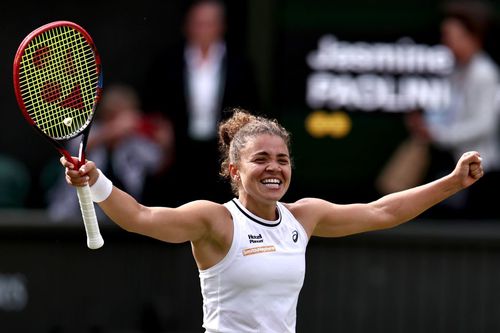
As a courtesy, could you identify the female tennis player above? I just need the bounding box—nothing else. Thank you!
[61,108,483,332]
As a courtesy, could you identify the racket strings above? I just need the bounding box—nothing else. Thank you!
[20,28,83,134]
[36,29,93,134]
[21,40,93,137]
[26,27,95,135]
[23,28,92,116]
[18,25,99,140]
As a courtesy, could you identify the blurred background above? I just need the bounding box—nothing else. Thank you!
[3,0,500,332]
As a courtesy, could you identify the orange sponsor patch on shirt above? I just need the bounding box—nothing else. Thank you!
[242,245,276,256]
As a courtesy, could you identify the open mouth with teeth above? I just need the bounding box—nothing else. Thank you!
[261,178,282,189]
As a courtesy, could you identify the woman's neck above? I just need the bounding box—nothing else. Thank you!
[237,195,278,221]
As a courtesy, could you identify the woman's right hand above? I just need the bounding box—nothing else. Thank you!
[60,157,100,187]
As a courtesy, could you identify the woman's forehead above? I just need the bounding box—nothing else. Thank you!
[242,134,289,155]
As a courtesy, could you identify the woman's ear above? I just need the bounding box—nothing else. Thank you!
[229,163,239,181]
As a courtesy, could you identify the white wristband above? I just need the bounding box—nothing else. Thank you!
[90,169,113,203]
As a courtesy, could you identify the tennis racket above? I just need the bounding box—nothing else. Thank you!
[13,21,104,249]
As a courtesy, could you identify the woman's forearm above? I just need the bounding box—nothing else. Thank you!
[98,186,150,233]
[373,174,462,227]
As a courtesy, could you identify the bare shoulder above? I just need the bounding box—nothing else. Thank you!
[284,197,330,212]
[178,200,234,245]
[178,200,232,224]
[179,199,227,211]
[282,198,332,237]
[183,200,234,270]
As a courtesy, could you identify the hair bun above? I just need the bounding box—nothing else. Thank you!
[218,108,256,148]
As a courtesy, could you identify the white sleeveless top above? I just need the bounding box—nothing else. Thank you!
[199,198,309,333]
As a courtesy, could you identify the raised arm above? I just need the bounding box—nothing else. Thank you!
[293,151,484,238]
[61,158,228,244]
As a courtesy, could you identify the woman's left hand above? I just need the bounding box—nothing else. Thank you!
[452,151,484,189]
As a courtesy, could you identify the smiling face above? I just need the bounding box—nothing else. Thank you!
[230,134,292,207]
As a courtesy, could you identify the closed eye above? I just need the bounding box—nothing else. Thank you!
[253,158,266,164]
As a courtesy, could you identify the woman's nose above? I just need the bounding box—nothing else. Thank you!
[265,161,280,172]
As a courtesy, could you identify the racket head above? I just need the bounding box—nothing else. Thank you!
[13,21,103,142]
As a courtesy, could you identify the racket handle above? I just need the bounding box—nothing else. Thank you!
[76,185,104,249]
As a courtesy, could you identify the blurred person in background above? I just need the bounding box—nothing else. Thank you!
[143,0,260,205]
[406,0,500,218]
[47,83,173,222]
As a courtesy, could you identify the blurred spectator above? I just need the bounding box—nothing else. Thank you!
[47,83,173,222]
[143,0,260,205]
[406,0,500,218]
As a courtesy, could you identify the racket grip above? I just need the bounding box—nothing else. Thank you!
[76,185,104,249]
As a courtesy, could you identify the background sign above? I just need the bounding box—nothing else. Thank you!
[271,0,483,203]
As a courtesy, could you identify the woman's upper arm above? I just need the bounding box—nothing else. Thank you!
[130,200,228,244]
[292,198,384,238]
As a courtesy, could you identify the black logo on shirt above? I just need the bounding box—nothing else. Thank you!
[248,234,263,244]
[292,230,298,243]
